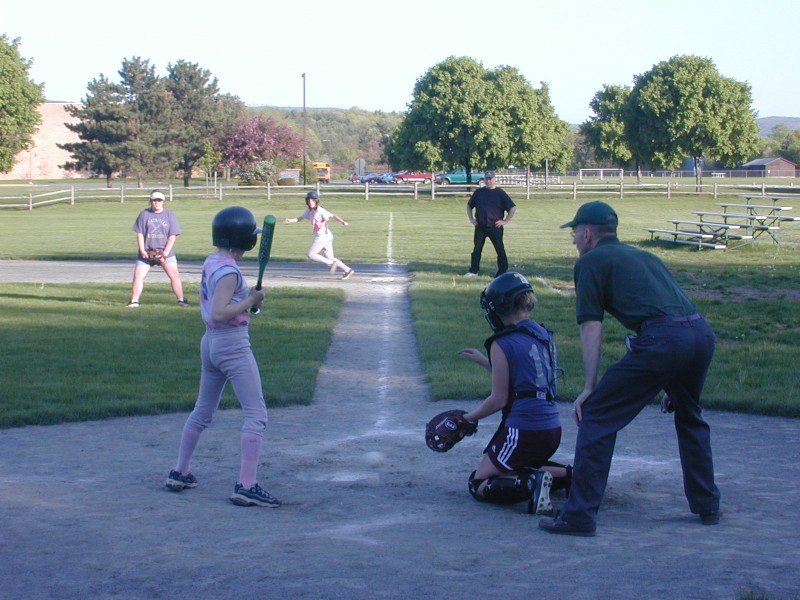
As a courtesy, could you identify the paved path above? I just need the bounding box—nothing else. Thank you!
[1,260,799,599]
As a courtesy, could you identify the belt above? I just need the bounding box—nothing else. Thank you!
[514,390,549,400]
[638,313,702,333]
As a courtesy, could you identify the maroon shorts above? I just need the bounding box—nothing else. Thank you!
[486,425,561,472]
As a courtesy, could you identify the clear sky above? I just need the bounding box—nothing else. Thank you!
[4,0,798,124]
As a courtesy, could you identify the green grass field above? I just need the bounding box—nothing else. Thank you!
[1,187,798,427]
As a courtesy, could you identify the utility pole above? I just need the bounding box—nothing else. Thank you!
[302,73,306,185]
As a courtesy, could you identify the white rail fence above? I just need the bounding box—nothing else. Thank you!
[1,180,799,209]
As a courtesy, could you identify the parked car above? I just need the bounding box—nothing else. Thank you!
[360,172,396,184]
[376,172,397,184]
[359,173,383,184]
[394,170,433,184]
[435,168,486,185]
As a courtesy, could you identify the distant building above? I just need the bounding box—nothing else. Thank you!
[278,168,301,182]
[0,102,82,180]
[740,157,796,178]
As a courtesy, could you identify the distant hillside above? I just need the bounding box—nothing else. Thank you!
[260,108,799,138]
[756,116,800,136]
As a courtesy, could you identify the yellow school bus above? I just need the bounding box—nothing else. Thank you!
[313,162,332,183]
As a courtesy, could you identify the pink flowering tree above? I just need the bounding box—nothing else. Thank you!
[221,116,303,175]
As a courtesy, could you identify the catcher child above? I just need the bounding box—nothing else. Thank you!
[426,272,571,515]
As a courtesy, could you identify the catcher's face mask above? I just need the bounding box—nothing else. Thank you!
[480,292,506,333]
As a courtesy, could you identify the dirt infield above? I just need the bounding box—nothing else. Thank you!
[1,260,799,599]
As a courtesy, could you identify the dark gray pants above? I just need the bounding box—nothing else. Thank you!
[562,317,719,529]
[469,225,507,277]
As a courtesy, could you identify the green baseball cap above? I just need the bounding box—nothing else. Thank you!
[561,201,619,228]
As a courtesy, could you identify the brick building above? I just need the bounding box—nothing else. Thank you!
[0,102,81,180]
[740,157,797,178]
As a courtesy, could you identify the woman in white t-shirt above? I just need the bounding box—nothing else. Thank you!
[284,191,355,280]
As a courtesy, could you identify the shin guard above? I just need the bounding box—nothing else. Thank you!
[480,474,534,505]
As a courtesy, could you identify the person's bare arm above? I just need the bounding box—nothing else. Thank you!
[466,205,476,226]
[457,348,491,371]
[464,343,509,423]
[572,319,603,423]
[496,205,516,227]
[211,273,264,322]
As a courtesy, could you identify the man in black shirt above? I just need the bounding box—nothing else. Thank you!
[465,172,516,278]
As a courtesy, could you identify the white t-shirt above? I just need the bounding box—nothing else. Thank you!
[301,206,334,239]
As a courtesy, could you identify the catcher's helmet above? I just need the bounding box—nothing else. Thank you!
[480,272,534,332]
[212,206,260,251]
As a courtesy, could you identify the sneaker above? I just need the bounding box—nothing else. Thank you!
[177,298,190,307]
[230,482,281,507]
[166,469,198,492]
[127,300,139,308]
[527,471,554,515]
[538,516,596,537]
[342,269,354,280]
[464,272,478,278]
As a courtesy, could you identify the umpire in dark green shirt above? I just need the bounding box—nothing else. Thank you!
[539,201,720,536]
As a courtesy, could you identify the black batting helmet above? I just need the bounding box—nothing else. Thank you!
[212,206,260,251]
[305,191,319,207]
[480,272,535,332]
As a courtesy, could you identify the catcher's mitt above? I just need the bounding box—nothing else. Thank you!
[425,409,477,453]
[146,250,163,266]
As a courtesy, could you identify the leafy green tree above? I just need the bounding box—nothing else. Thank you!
[62,58,244,186]
[116,57,173,185]
[164,60,244,187]
[488,71,571,172]
[235,160,279,185]
[391,56,493,180]
[390,56,569,180]
[62,58,172,187]
[581,85,634,171]
[628,55,761,188]
[566,127,601,171]
[60,75,130,187]
[764,124,800,165]
[0,35,45,173]
[197,139,223,177]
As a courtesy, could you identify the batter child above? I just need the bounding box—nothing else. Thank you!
[166,206,280,507]
[283,191,355,279]
[458,272,571,515]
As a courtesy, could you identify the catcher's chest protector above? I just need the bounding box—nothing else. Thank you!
[484,322,559,401]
